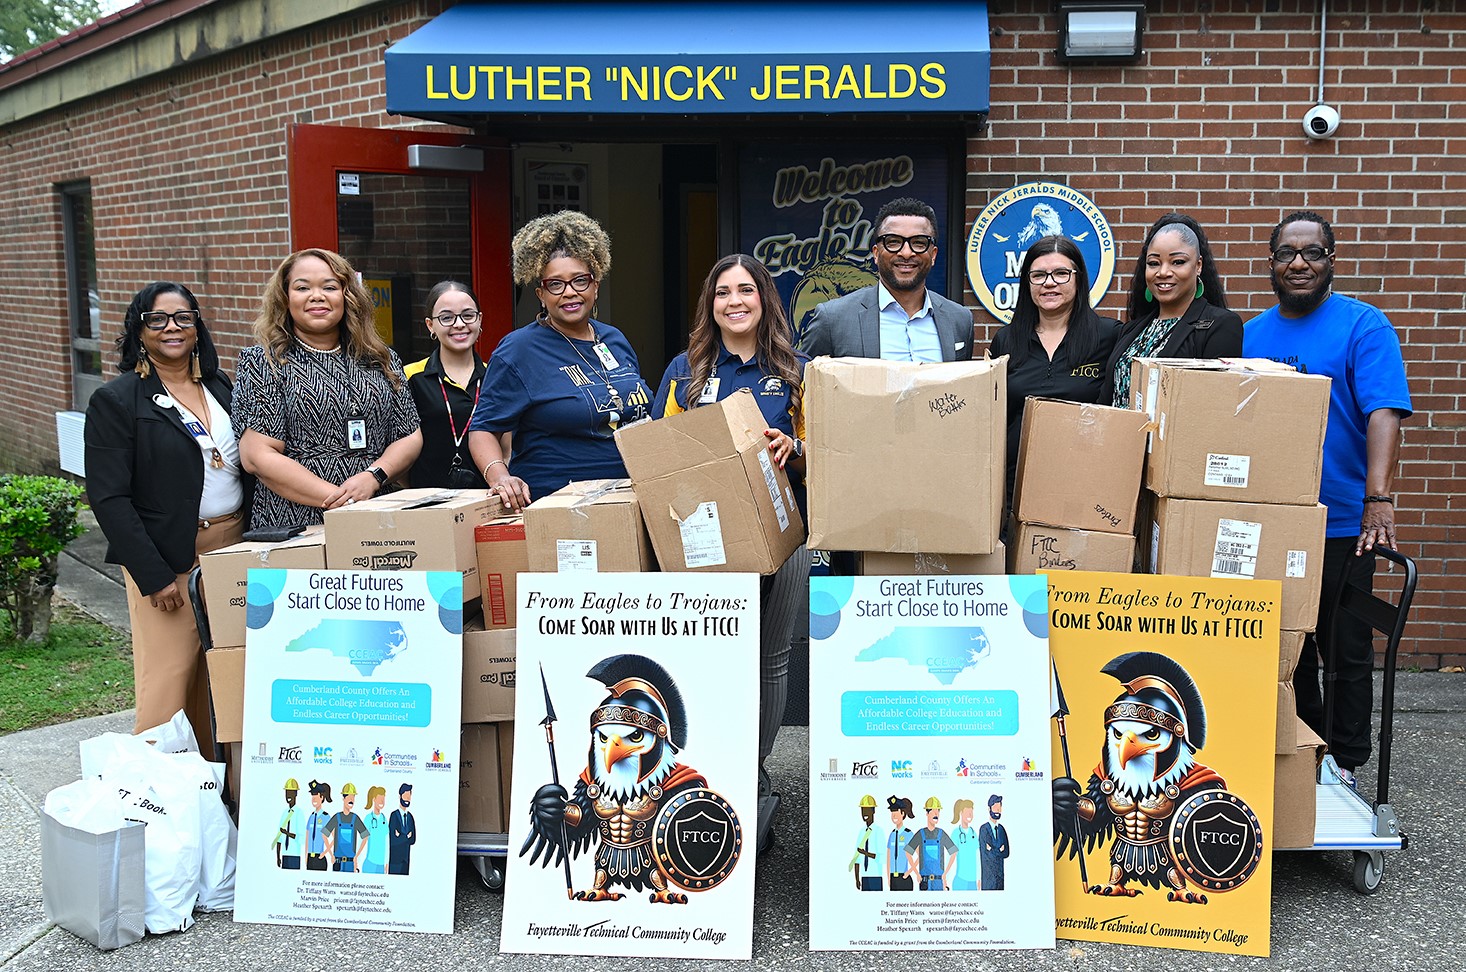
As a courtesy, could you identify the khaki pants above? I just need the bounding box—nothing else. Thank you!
[124,514,245,757]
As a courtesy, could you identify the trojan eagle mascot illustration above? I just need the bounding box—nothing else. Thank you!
[520,654,742,903]
[1052,651,1225,904]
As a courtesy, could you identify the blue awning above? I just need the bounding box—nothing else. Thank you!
[385,1,990,118]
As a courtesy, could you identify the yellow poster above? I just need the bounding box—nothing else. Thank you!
[362,277,394,345]
[1046,571,1279,957]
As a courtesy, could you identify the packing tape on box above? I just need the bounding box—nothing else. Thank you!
[568,479,627,520]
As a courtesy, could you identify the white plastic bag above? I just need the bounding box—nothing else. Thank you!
[180,752,237,911]
[102,748,202,933]
[42,781,146,950]
[43,779,127,834]
[133,709,200,755]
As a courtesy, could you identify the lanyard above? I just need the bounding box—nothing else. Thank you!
[438,372,482,449]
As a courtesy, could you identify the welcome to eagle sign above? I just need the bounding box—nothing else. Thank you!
[501,573,760,960]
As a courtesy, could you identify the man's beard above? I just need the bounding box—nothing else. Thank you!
[878,263,931,294]
[1273,265,1333,314]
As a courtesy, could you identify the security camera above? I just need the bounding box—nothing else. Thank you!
[1303,104,1341,139]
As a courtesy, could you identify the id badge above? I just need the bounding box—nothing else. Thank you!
[592,342,619,371]
[344,416,368,451]
[698,376,720,404]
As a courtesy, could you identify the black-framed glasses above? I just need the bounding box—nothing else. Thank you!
[1028,268,1075,285]
[874,233,936,254]
[140,310,200,330]
[1271,245,1333,265]
[540,273,595,295]
[433,310,481,326]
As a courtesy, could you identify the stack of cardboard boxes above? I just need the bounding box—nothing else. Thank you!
[1006,398,1151,575]
[1133,358,1333,847]
[804,357,1007,575]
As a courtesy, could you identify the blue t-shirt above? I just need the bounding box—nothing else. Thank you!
[651,343,809,516]
[1244,293,1412,537]
[469,320,652,501]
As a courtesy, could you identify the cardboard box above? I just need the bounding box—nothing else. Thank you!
[1007,521,1136,575]
[523,479,656,573]
[857,544,1006,576]
[1013,398,1151,533]
[616,390,803,574]
[1280,629,1306,681]
[324,489,503,603]
[1150,497,1326,631]
[459,723,502,833]
[1276,680,1298,754]
[805,357,1005,554]
[475,516,527,629]
[1143,359,1331,504]
[198,526,326,648]
[1274,718,1326,849]
[461,626,516,723]
[497,721,516,823]
[204,647,245,744]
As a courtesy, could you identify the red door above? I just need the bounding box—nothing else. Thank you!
[287,123,511,361]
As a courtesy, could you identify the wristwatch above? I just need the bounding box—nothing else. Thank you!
[367,466,389,488]
[791,438,805,459]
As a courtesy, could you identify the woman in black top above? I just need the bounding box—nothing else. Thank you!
[1101,213,1243,408]
[988,236,1119,520]
[405,280,489,488]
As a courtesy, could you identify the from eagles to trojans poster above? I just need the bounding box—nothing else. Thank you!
[500,573,759,960]
[1046,571,1280,957]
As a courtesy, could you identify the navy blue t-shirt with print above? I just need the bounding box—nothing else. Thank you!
[469,320,651,501]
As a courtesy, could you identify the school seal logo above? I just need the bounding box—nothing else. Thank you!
[1168,790,1264,892]
[653,787,744,891]
[964,181,1116,323]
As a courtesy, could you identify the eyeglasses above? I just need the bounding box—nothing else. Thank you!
[540,273,595,295]
[874,234,936,254]
[1271,245,1333,265]
[433,310,481,326]
[1028,268,1075,285]
[140,310,200,330]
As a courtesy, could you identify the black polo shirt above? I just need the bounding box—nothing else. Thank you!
[405,348,488,488]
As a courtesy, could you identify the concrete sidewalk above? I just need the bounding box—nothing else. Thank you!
[2,516,1458,970]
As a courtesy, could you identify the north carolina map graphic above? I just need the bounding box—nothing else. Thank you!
[285,619,407,675]
[855,627,990,685]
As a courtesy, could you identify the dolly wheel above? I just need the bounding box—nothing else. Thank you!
[1352,851,1384,895]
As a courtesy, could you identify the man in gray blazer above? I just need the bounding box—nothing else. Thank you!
[799,197,973,361]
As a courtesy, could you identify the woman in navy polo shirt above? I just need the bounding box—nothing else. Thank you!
[651,253,812,821]
[468,211,651,508]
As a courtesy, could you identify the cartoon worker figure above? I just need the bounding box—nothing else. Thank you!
[388,783,416,875]
[980,794,1011,890]
[304,780,332,871]
[323,782,370,872]
[361,785,390,874]
[886,796,916,891]
[949,798,981,890]
[849,795,884,891]
[272,777,305,869]
[905,796,957,890]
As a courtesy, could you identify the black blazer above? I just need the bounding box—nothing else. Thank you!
[1098,296,1243,406]
[85,370,247,596]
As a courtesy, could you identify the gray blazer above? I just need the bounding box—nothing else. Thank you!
[798,285,974,361]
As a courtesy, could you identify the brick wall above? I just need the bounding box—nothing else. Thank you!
[971,1,1464,665]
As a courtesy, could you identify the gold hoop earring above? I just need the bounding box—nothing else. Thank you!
[537,305,549,326]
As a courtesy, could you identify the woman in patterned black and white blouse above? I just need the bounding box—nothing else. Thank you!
[233,249,421,529]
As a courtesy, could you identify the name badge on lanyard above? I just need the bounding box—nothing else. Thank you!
[698,376,720,404]
[344,416,368,452]
[592,342,619,371]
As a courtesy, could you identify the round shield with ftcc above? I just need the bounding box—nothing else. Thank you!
[1168,789,1264,892]
[653,787,743,891]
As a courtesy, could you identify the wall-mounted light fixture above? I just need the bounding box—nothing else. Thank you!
[1055,2,1147,64]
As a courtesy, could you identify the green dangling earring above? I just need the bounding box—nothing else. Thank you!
[1195,279,1205,299]
[1144,287,1154,303]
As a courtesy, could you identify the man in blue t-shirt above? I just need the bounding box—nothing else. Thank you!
[1244,211,1412,785]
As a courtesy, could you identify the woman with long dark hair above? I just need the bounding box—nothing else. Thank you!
[987,235,1119,518]
[85,282,249,754]
[405,280,488,487]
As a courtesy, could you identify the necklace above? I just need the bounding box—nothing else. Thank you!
[159,376,225,469]
[550,322,624,412]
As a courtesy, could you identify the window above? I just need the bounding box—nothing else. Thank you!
[61,182,102,411]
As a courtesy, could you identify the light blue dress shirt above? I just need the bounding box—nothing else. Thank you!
[877,283,941,362]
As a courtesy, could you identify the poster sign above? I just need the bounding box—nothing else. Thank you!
[234,569,464,934]
[738,142,949,341]
[500,573,760,960]
[1046,571,1279,957]
[808,575,1056,950]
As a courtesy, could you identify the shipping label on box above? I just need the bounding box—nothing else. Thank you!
[198,526,325,648]
[805,356,1004,554]
[523,479,655,573]
[1151,498,1327,631]
[324,488,503,603]
[616,389,803,574]
[1013,397,1150,533]
[459,723,502,834]
[462,627,516,723]
[1007,521,1135,574]
[1146,360,1331,504]
[475,516,526,629]
[857,543,1006,576]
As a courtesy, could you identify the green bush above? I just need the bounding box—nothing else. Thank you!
[0,475,84,643]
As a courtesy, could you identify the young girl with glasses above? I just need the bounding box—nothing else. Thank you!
[404,281,489,488]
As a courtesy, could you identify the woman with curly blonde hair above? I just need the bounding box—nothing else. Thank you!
[468,211,651,507]
[233,248,421,527]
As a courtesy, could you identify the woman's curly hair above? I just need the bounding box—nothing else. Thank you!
[511,210,612,287]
